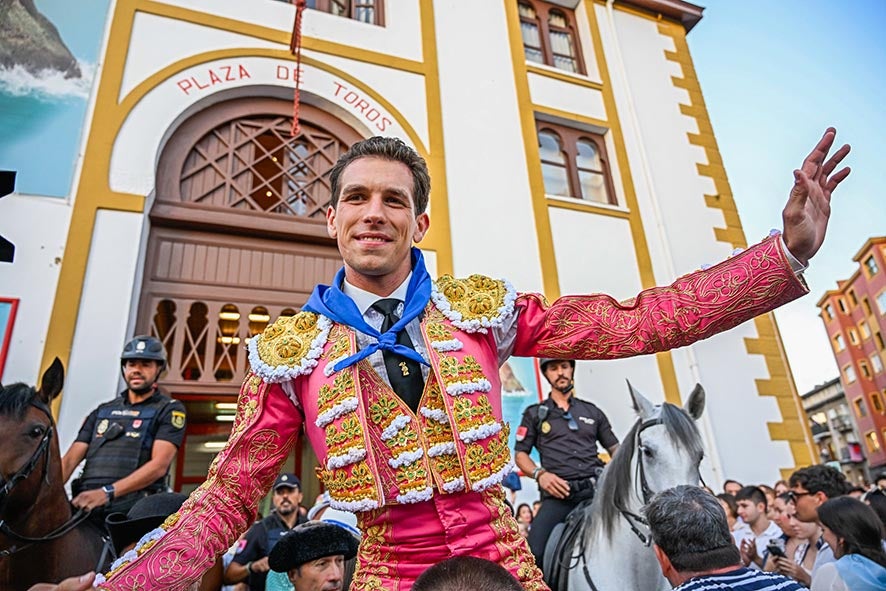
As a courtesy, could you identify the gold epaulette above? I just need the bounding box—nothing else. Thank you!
[247,312,332,382]
[430,275,517,333]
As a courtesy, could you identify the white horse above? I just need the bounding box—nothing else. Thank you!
[552,381,706,591]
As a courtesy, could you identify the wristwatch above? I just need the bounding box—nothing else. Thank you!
[102,484,115,501]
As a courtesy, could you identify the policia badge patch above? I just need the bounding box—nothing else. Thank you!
[171,411,186,429]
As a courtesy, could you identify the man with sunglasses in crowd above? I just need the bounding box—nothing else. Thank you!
[788,464,850,578]
[515,358,619,572]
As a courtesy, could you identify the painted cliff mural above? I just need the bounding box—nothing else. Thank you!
[0,0,111,197]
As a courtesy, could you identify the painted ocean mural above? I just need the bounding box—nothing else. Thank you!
[0,0,110,197]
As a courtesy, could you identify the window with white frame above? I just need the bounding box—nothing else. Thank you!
[861,320,871,340]
[871,353,884,374]
[877,291,886,315]
[833,333,845,352]
[845,364,857,383]
[865,255,880,276]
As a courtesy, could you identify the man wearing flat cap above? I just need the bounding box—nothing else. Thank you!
[227,473,307,591]
[268,522,359,591]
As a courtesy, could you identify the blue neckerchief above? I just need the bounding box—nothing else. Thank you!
[302,247,431,372]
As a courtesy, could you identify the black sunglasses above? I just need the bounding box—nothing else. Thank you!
[562,410,579,431]
[787,490,812,503]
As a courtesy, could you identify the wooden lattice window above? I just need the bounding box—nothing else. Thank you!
[180,117,347,219]
[156,98,363,239]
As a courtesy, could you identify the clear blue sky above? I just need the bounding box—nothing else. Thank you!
[687,0,886,393]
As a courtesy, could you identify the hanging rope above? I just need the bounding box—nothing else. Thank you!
[289,0,307,137]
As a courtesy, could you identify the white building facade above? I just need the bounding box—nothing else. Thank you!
[2,0,815,496]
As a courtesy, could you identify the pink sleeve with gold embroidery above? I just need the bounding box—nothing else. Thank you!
[96,374,302,591]
[512,235,808,360]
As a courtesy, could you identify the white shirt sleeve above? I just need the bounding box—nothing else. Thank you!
[810,562,848,591]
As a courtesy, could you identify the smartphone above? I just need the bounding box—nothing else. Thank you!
[766,542,786,558]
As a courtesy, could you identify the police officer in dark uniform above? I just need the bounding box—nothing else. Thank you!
[61,335,186,526]
[514,358,619,572]
[226,472,308,591]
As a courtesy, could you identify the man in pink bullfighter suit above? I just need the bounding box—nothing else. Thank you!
[93,130,850,591]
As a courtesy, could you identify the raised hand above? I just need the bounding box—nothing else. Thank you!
[782,127,851,265]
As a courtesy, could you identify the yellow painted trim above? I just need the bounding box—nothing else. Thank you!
[582,2,681,405]
[118,48,428,156]
[43,0,143,416]
[503,0,560,298]
[533,103,609,130]
[138,0,425,74]
[658,20,815,468]
[415,0,452,275]
[546,197,631,219]
[526,63,605,90]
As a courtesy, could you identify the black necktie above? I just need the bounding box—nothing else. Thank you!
[371,298,424,412]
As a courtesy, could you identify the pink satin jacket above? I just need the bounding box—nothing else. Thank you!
[95,234,806,590]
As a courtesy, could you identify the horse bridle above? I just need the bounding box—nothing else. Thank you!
[0,398,89,557]
[612,417,663,548]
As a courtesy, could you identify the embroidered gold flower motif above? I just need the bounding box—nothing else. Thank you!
[256,312,322,367]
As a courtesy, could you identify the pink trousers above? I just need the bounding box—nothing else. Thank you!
[353,487,548,590]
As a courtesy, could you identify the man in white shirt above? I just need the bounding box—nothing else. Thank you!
[734,486,782,568]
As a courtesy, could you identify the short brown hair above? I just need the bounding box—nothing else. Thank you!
[328,136,431,214]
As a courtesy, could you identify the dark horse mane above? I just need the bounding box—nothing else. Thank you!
[590,402,703,539]
[0,382,42,420]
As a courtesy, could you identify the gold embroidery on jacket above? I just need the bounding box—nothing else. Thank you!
[320,461,376,504]
[436,275,508,320]
[256,311,322,366]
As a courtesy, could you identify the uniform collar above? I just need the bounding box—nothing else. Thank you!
[119,387,164,406]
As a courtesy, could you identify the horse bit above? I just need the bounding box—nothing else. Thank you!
[0,399,89,557]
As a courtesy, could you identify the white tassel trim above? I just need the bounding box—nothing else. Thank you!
[459,421,502,444]
[326,447,367,469]
[380,414,411,441]
[248,316,332,383]
[428,442,457,457]
[388,448,424,469]
[315,397,359,429]
[431,338,463,352]
[430,280,517,333]
[442,478,466,493]
[471,460,515,493]
[396,487,434,504]
[97,525,167,584]
[420,407,448,423]
[445,379,492,396]
[323,355,350,377]
[329,497,379,512]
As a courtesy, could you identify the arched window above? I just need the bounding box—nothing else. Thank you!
[536,121,616,205]
[518,1,585,74]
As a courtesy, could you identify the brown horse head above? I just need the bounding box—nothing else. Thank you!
[0,358,64,517]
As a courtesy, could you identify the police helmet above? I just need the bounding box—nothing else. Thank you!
[121,335,167,371]
[539,358,576,373]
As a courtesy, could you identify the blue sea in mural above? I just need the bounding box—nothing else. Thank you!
[0,0,110,198]
[0,77,90,197]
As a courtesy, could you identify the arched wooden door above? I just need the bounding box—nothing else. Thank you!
[138,97,362,498]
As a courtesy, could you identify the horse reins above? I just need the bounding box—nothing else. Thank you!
[0,398,90,557]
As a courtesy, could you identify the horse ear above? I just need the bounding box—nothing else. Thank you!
[683,383,705,420]
[39,357,65,404]
[627,380,656,419]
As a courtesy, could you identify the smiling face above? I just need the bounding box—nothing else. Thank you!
[326,157,430,295]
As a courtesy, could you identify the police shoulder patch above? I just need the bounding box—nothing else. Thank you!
[171,410,186,429]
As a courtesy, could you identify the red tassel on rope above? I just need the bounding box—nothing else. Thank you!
[289,0,307,137]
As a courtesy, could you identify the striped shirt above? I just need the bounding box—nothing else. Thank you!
[674,567,805,591]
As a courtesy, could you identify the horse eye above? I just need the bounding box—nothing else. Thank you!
[640,445,654,458]
[28,426,46,439]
